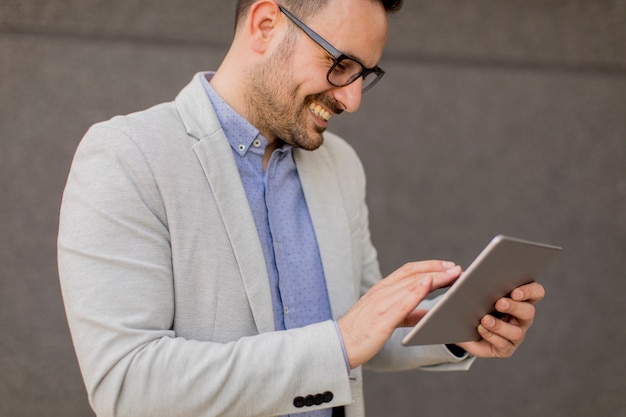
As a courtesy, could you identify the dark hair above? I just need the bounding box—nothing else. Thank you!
[234,0,403,30]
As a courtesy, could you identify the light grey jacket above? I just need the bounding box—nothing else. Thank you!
[58,73,472,417]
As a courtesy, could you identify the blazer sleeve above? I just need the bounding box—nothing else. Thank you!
[58,123,352,417]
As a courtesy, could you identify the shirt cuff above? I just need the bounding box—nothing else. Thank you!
[333,321,350,373]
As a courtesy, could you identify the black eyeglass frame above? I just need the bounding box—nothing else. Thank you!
[279,5,385,93]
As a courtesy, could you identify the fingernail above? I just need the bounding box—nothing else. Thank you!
[512,289,523,300]
[446,266,460,275]
[485,316,495,327]
[442,261,455,269]
[500,299,510,310]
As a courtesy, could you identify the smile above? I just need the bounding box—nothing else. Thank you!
[309,103,331,121]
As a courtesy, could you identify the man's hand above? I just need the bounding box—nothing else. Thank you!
[337,261,462,369]
[456,281,546,358]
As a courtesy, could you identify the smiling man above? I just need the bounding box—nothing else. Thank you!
[211,1,387,157]
[58,1,545,417]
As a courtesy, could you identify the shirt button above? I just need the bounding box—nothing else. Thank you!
[284,305,289,314]
[253,139,262,148]
[238,144,246,152]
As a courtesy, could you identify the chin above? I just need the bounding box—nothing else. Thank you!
[292,137,323,151]
[285,123,325,151]
[301,130,326,151]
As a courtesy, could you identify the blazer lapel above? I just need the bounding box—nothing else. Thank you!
[295,147,356,319]
[176,73,355,330]
[177,74,275,334]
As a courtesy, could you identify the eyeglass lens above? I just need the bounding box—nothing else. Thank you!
[330,57,381,91]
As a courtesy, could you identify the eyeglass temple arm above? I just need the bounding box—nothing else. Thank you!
[278,5,343,58]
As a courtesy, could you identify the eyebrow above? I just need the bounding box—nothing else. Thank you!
[343,49,374,68]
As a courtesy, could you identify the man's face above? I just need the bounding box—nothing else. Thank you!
[245,0,388,150]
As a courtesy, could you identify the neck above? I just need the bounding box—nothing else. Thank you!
[262,139,283,171]
[211,58,279,150]
[209,61,247,125]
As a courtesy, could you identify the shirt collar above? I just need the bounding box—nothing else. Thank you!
[200,72,266,157]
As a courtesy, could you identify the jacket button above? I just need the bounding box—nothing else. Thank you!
[322,391,334,403]
[293,396,305,408]
[304,395,315,407]
[314,393,324,405]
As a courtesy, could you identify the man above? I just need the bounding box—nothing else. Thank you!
[57,1,545,416]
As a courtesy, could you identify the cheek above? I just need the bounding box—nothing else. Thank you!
[287,59,334,96]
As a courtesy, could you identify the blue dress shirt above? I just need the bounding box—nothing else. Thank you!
[200,73,334,332]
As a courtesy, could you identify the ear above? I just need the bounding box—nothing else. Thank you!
[246,1,283,54]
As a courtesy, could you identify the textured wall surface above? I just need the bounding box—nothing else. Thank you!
[1,1,625,416]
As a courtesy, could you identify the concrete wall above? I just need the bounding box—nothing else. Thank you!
[1,1,624,416]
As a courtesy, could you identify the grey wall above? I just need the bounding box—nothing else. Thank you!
[1,1,625,416]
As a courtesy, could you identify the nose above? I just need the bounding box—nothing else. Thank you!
[332,78,363,113]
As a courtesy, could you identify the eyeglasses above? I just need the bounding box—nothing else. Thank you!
[279,5,385,93]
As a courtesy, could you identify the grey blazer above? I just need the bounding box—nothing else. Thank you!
[58,73,471,417]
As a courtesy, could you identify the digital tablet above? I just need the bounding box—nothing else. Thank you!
[402,235,562,346]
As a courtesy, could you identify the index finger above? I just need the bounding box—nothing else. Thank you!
[385,260,459,283]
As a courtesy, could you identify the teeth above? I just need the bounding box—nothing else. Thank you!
[310,103,331,121]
